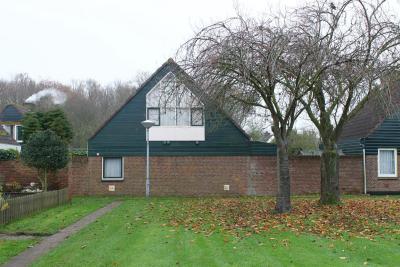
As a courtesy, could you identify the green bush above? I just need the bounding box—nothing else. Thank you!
[21,130,69,191]
[0,149,19,161]
[70,149,87,157]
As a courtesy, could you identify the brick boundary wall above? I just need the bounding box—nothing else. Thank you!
[68,155,364,196]
[0,160,68,190]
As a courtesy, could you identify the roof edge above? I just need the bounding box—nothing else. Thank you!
[88,59,173,141]
[88,58,250,141]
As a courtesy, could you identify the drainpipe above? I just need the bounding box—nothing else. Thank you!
[361,140,367,194]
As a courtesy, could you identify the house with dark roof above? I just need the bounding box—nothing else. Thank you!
[339,79,400,194]
[0,104,28,151]
[77,59,276,195]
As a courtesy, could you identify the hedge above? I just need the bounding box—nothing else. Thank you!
[0,149,19,161]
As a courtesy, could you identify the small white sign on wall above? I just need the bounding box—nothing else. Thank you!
[224,185,230,191]
[108,185,115,192]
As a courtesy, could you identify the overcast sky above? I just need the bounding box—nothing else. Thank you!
[0,0,303,85]
[0,0,399,86]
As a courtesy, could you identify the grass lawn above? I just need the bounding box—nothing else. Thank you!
[0,196,115,265]
[31,197,400,267]
[0,239,38,265]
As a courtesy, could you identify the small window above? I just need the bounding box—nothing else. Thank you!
[15,125,23,143]
[147,108,160,126]
[177,108,190,126]
[191,108,203,126]
[103,157,123,180]
[160,108,176,126]
[378,148,397,178]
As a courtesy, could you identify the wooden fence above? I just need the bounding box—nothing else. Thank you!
[0,188,69,224]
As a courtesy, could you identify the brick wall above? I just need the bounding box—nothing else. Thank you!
[68,155,364,196]
[366,155,400,192]
[0,160,68,190]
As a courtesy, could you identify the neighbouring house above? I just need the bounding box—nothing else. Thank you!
[0,104,27,151]
[339,78,400,194]
[0,104,69,190]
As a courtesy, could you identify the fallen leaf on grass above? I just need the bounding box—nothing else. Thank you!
[165,198,400,239]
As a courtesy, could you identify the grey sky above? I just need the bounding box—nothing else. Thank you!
[0,0,399,86]
[0,0,302,85]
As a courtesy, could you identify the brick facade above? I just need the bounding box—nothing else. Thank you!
[68,155,364,196]
[0,156,366,196]
[366,155,400,193]
[0,160,68,190]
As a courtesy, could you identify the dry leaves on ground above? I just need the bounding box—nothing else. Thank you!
[165,197,400,239]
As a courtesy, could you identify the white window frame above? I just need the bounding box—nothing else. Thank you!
[190,108,204,126]
[147,108,160,126]
[14,125,23,143]
[102,157,124,181]
[145,72,204,127]
[378,148,397,178]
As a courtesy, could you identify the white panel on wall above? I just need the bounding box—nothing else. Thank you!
[149,126,205,141]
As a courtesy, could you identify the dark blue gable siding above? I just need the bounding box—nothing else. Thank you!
[88,62,276,157]
[339,138,363,155]
[339,114,400,155]
[364,115,400,155]
[0,105,24,122]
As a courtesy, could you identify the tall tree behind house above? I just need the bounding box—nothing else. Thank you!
[0,74,142,148]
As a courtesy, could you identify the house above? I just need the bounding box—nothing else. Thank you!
[68,59,367,196]
[72,59,276,196]
[339,79,400,194]
[0,104,27,151]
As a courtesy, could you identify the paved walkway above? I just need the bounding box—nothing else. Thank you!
[3,201,122,267]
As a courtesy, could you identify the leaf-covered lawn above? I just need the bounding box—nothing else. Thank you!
[31,197,400,267]
[168,196,400,239]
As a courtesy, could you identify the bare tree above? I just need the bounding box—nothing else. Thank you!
[0,74,140,148]
[178,16,313,213]
[292,0,400,204]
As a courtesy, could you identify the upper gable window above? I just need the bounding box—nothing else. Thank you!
[146,72,203,127]
[147,108,160,126]
[191,108,204,126]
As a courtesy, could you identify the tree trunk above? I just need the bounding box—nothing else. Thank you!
[320,140,340,204]
[37,169,45,192]
[275,137,291,213]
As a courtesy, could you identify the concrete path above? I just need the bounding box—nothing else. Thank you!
[3,201,122,267]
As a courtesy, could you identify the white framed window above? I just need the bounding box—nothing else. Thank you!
[160,108,176,126]
[147,108,160,126]
[14,125,23,143]
[146,72,204,127]
[177,108,190,126]
[378,148,397,178]
[102,157,124,181]
[191,108,204,126]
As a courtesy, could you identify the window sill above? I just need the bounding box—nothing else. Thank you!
[101,178,124,182]
[377,176,398,180]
